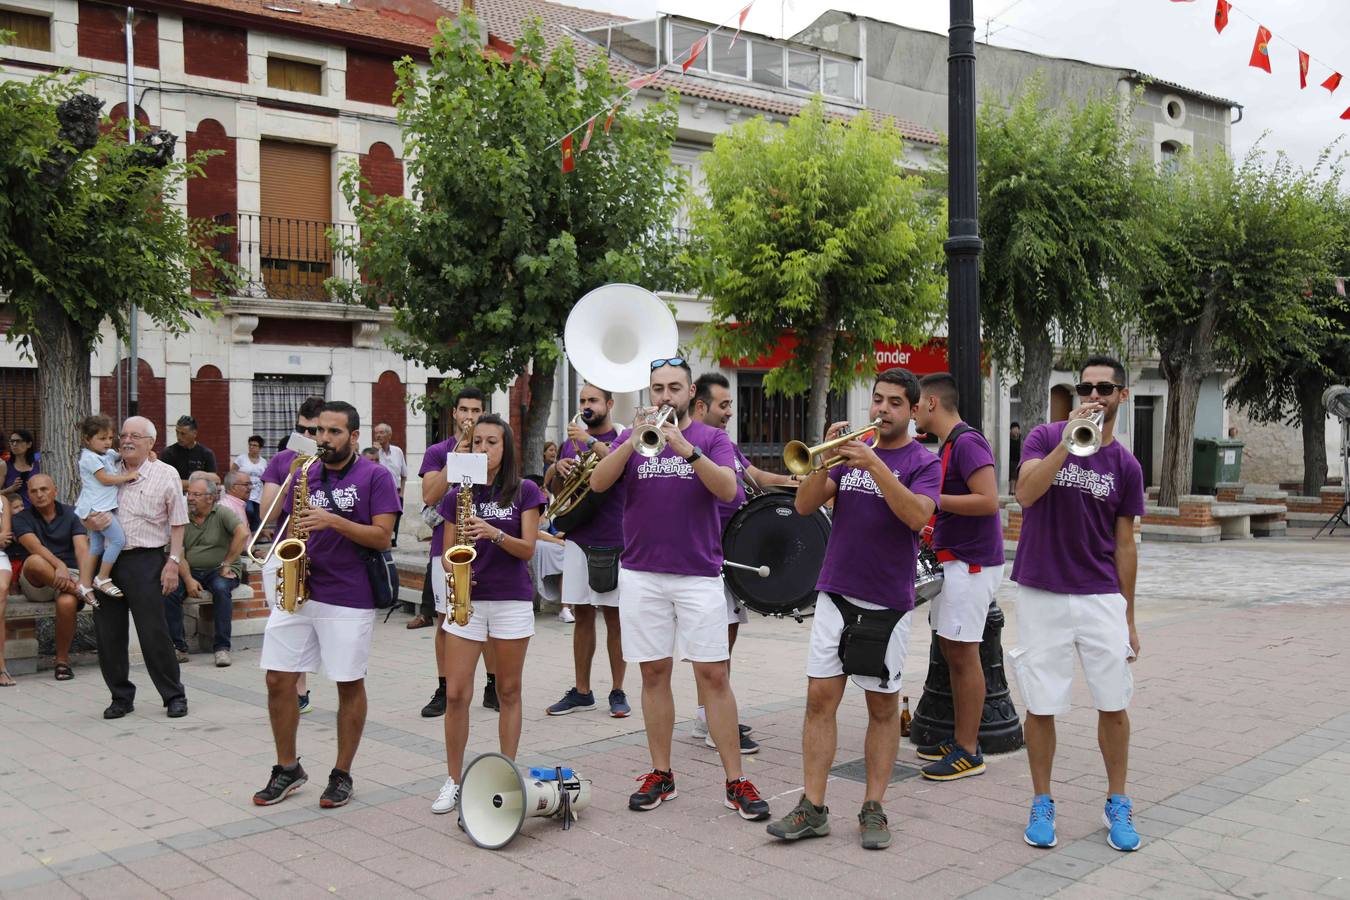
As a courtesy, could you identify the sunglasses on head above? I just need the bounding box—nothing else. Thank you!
[650,357,687,370]
[1075,382,1124,398]
[295,425,319,435]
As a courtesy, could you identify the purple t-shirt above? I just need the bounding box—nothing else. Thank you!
[262,448,299,486]
[281,456,402,609]
[816,441,942,611]
[557,427,626,547]
[1012,421,1145,595]
[419,437,457,557]
[618,420,735,577]
[439,479,547,602]
[932,429,1006,567]
[716,443,752,531]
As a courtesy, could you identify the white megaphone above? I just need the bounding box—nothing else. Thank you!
[564,284,679,393]
[458,753,593,850]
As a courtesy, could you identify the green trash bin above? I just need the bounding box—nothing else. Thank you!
[1216,439,1244,484]
[1192,438,1220,494]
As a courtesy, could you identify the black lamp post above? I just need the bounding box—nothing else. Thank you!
[910,0,1024,755]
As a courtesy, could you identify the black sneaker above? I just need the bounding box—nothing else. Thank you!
[482,680,499,712]
[319,768,354,809]
[629,770,677,811]
[253,761,308,806]
[915,739,955,761]
[421,684,446,718]
[725,777,771,821]
[921,744,986,781]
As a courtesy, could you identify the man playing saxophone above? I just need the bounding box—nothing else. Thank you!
[254,402,401,810]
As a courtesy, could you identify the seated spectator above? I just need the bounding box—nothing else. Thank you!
[10,474,91,681]
[2,429,40,509]
[165,474,248,667]
[159,416,217,490]
[220,471,252,529]
[0,494,13,685]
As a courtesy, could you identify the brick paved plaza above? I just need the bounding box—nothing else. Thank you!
[3,532,1349,899]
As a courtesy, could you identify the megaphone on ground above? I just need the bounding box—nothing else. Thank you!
[458,753,593,850]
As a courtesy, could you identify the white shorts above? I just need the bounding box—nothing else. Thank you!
[0,551,9,574]
[431,554,447,615]
[261,554,280,605]
[562,541,620,607]
[618,568,728,663]
[724,579,749,626]
[259,599,376,683]
[806,592,912,694]
[442,600,535,642]
[930,561,1004,643]
[1009,586,1134,715]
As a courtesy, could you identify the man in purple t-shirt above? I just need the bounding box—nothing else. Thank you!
[1012,356,1145,854]
[417,386,485,719]
[689,372,795,754]
[255,401,400,812]
[589,358,770,823]
[542,382,631,719]
[768,369,939,851]
[912,373,1006,782]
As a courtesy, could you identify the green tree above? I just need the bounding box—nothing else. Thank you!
[335,15,683,466]
[685,98,946,443]
[1225,169,1349,496]
[1137,148,1339,506]
[978,79,1147,429]
[0,76,232,496]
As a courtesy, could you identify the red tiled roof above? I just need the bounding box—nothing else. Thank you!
[441,0,942,145]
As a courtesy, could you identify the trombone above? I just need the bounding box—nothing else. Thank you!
[1063,410,1105,457]
[633,406,676,457]
[783,418,882,476]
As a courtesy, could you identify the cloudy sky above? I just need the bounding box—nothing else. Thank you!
[579,0,1349,180]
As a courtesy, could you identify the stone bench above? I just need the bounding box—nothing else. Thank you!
[1142,495,1286,542]
[3,598,97,676]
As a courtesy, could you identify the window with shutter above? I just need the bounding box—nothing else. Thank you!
[259,140,332,300]
[267,57,323,95]
[0,10,51,50]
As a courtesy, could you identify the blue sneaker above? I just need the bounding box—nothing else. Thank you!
[546,687,596,716]
[608,689,631,718]
[1103,794,1141,851]
[1024,794,1057,848]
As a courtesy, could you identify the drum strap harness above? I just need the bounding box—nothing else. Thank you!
[828,594,907,689]
[923,423,980,574]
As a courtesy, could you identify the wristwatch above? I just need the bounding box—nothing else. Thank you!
[167,554,181,564]
[492,530,506,545]
[686,447,704,464]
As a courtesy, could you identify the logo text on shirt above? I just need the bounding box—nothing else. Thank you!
[637,456,694,480]
[838,467,899,498]
[1052,462,1116,501]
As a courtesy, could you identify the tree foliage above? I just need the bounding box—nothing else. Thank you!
[1136,146,1341,505]
[685,97,946,442]
[0,73,233,496]
[978,78,1147,428]
[335,15,683,466]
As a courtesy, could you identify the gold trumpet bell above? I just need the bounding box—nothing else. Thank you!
[782,418,882,475]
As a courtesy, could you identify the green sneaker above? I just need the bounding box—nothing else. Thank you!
[765,796,830,841]
[858,800,891,850]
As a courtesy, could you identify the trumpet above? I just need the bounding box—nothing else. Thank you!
[783,418,882,476]
[1063,409,1105,457]
[633,406,676,457]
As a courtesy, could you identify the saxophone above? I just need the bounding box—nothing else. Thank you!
[273,455,319,613]
[443,477,477,627]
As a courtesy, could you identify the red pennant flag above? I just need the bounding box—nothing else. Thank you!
[626,70,662,91]
[729,3,753,48]
[603,102,619,134]
[579,115,596,152]
[1299,51,1310,88]
[682,35,708,73]
[560,133,575,173]
[1324,72,1343,93]
[1248,25,1272,73]
[1214,0,1230,33]
[1342,106,1350,121]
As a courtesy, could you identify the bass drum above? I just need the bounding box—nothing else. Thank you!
[722,492,831,619]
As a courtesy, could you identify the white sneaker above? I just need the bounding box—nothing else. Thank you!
[558,607,575,624]
[431,776,459,814]
[691,715,708,740]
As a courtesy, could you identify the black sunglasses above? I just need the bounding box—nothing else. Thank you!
[294,425,319,435]
[1075,382,1124,397]
[650,357,687,370]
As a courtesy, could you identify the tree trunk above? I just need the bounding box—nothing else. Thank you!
[1297,374,1328,497]
[805,327,837,444]
[30,301,92,506]
[1016,316,1053,431]
[522,355,554,477]
[1158,364,1202,508]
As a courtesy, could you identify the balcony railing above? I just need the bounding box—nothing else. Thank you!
[215,213,358,302]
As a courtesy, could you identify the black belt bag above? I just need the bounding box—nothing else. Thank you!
[829,593,908,689]
[362,548,400,610]
[578,544,622,595]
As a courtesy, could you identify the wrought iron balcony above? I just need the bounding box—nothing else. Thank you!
[214,213,358,302]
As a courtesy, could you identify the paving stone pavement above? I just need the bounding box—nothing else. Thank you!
[2,533,1348,899]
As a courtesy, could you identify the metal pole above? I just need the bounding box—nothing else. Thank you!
[945,0,982,430]
[126,6,139,417]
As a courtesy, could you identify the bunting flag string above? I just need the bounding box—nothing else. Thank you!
[1170,0,1348,123]
[546,1,755,169]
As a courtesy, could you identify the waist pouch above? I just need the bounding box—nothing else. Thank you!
[828,593,908,689]
[362,548,400,610]
[578,544,622,595]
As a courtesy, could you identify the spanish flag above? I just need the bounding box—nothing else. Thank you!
[1214,0,1230,34]
[561,133,575,173]
[1248,25,1271,73]
[1299,50,1310,89]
